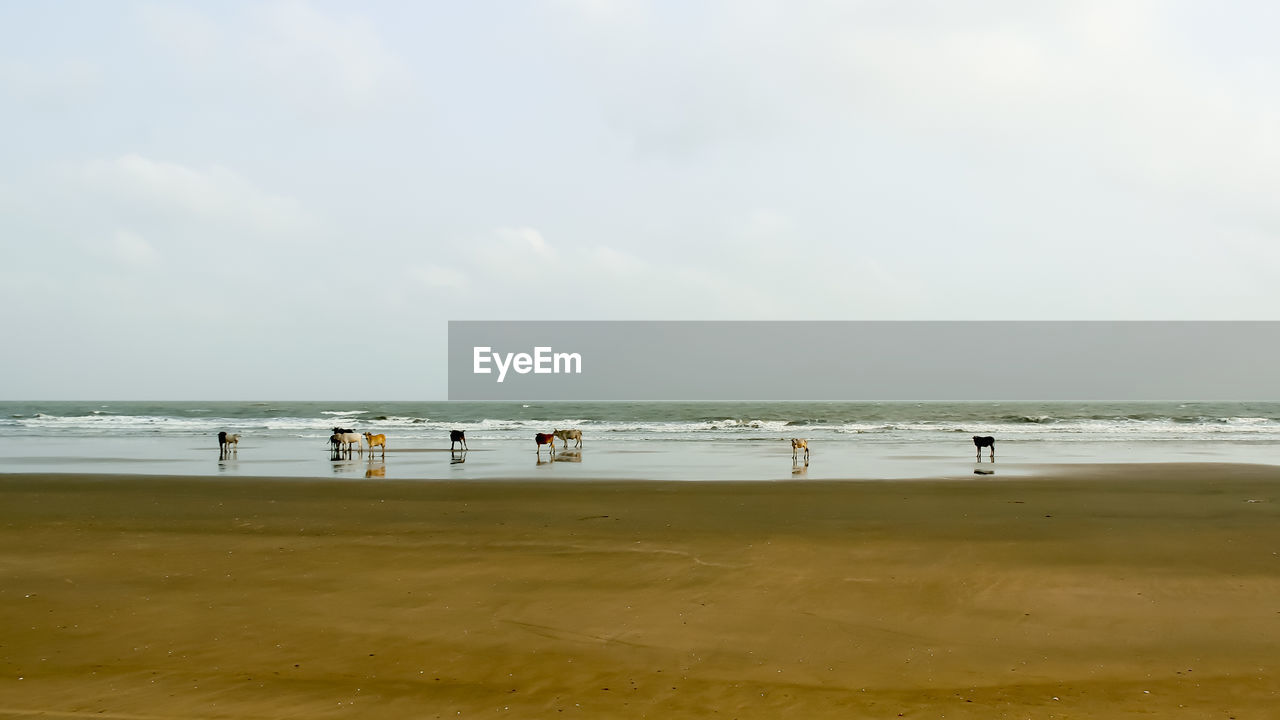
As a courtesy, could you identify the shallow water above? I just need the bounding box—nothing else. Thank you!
[0,433,1276,481]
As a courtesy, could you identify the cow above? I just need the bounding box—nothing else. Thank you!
[331,432,363,456]
[450,429,467,451]
[535,432,556,455]
[363,432,387,457]
[973,435,995,461]
[553,428,583,448]
[791,438,809,461]
[218,431,240,457]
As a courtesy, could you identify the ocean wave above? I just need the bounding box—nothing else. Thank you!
[5,405,1280,444]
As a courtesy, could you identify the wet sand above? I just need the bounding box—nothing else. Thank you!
[1,464,1278,718]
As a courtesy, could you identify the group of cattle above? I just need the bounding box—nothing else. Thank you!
[534,428,583,455]
[784,435,995,461]
[217,431,240,457]
[217,427,587,458]
[329,427,387,456]
[333,427,584,456]
[217,428,997,463]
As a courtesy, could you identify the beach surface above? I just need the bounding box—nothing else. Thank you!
[2,465,1278,718]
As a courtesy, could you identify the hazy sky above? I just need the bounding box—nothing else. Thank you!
[2,1,1277,399]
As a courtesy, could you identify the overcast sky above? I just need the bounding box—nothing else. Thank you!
[2,1,1277,399]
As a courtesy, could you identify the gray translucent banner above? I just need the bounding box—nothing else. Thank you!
[448,321,1279,401]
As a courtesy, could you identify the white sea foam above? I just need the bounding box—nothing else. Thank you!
[5,404,1280,446]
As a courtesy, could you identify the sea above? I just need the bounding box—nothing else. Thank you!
[1,401,1278,481]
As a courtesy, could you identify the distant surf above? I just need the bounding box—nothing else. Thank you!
[2,401,1279,445]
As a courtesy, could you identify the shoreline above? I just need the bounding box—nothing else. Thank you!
[2,463,1279,717]
[3,458,1280,483]
[5,430,1280,482]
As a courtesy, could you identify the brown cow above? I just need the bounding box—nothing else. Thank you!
[535,432,556,455]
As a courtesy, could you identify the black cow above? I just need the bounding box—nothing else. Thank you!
[973,435,995,461]
[450,429,467,451]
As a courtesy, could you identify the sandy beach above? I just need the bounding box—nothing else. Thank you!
[2,464,1278,718]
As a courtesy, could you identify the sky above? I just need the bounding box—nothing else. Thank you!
[1,1,1277,399]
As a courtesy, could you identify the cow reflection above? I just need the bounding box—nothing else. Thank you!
[792,455,809,476]
[365,459,386,478]
[451,450,467,465]
[552,449,582,463]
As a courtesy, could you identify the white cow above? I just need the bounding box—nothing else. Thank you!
[330,432,364,455]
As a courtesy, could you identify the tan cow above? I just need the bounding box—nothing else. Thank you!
[552,428,582,448]
[790,438,809,461]
[363,432,387,457]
